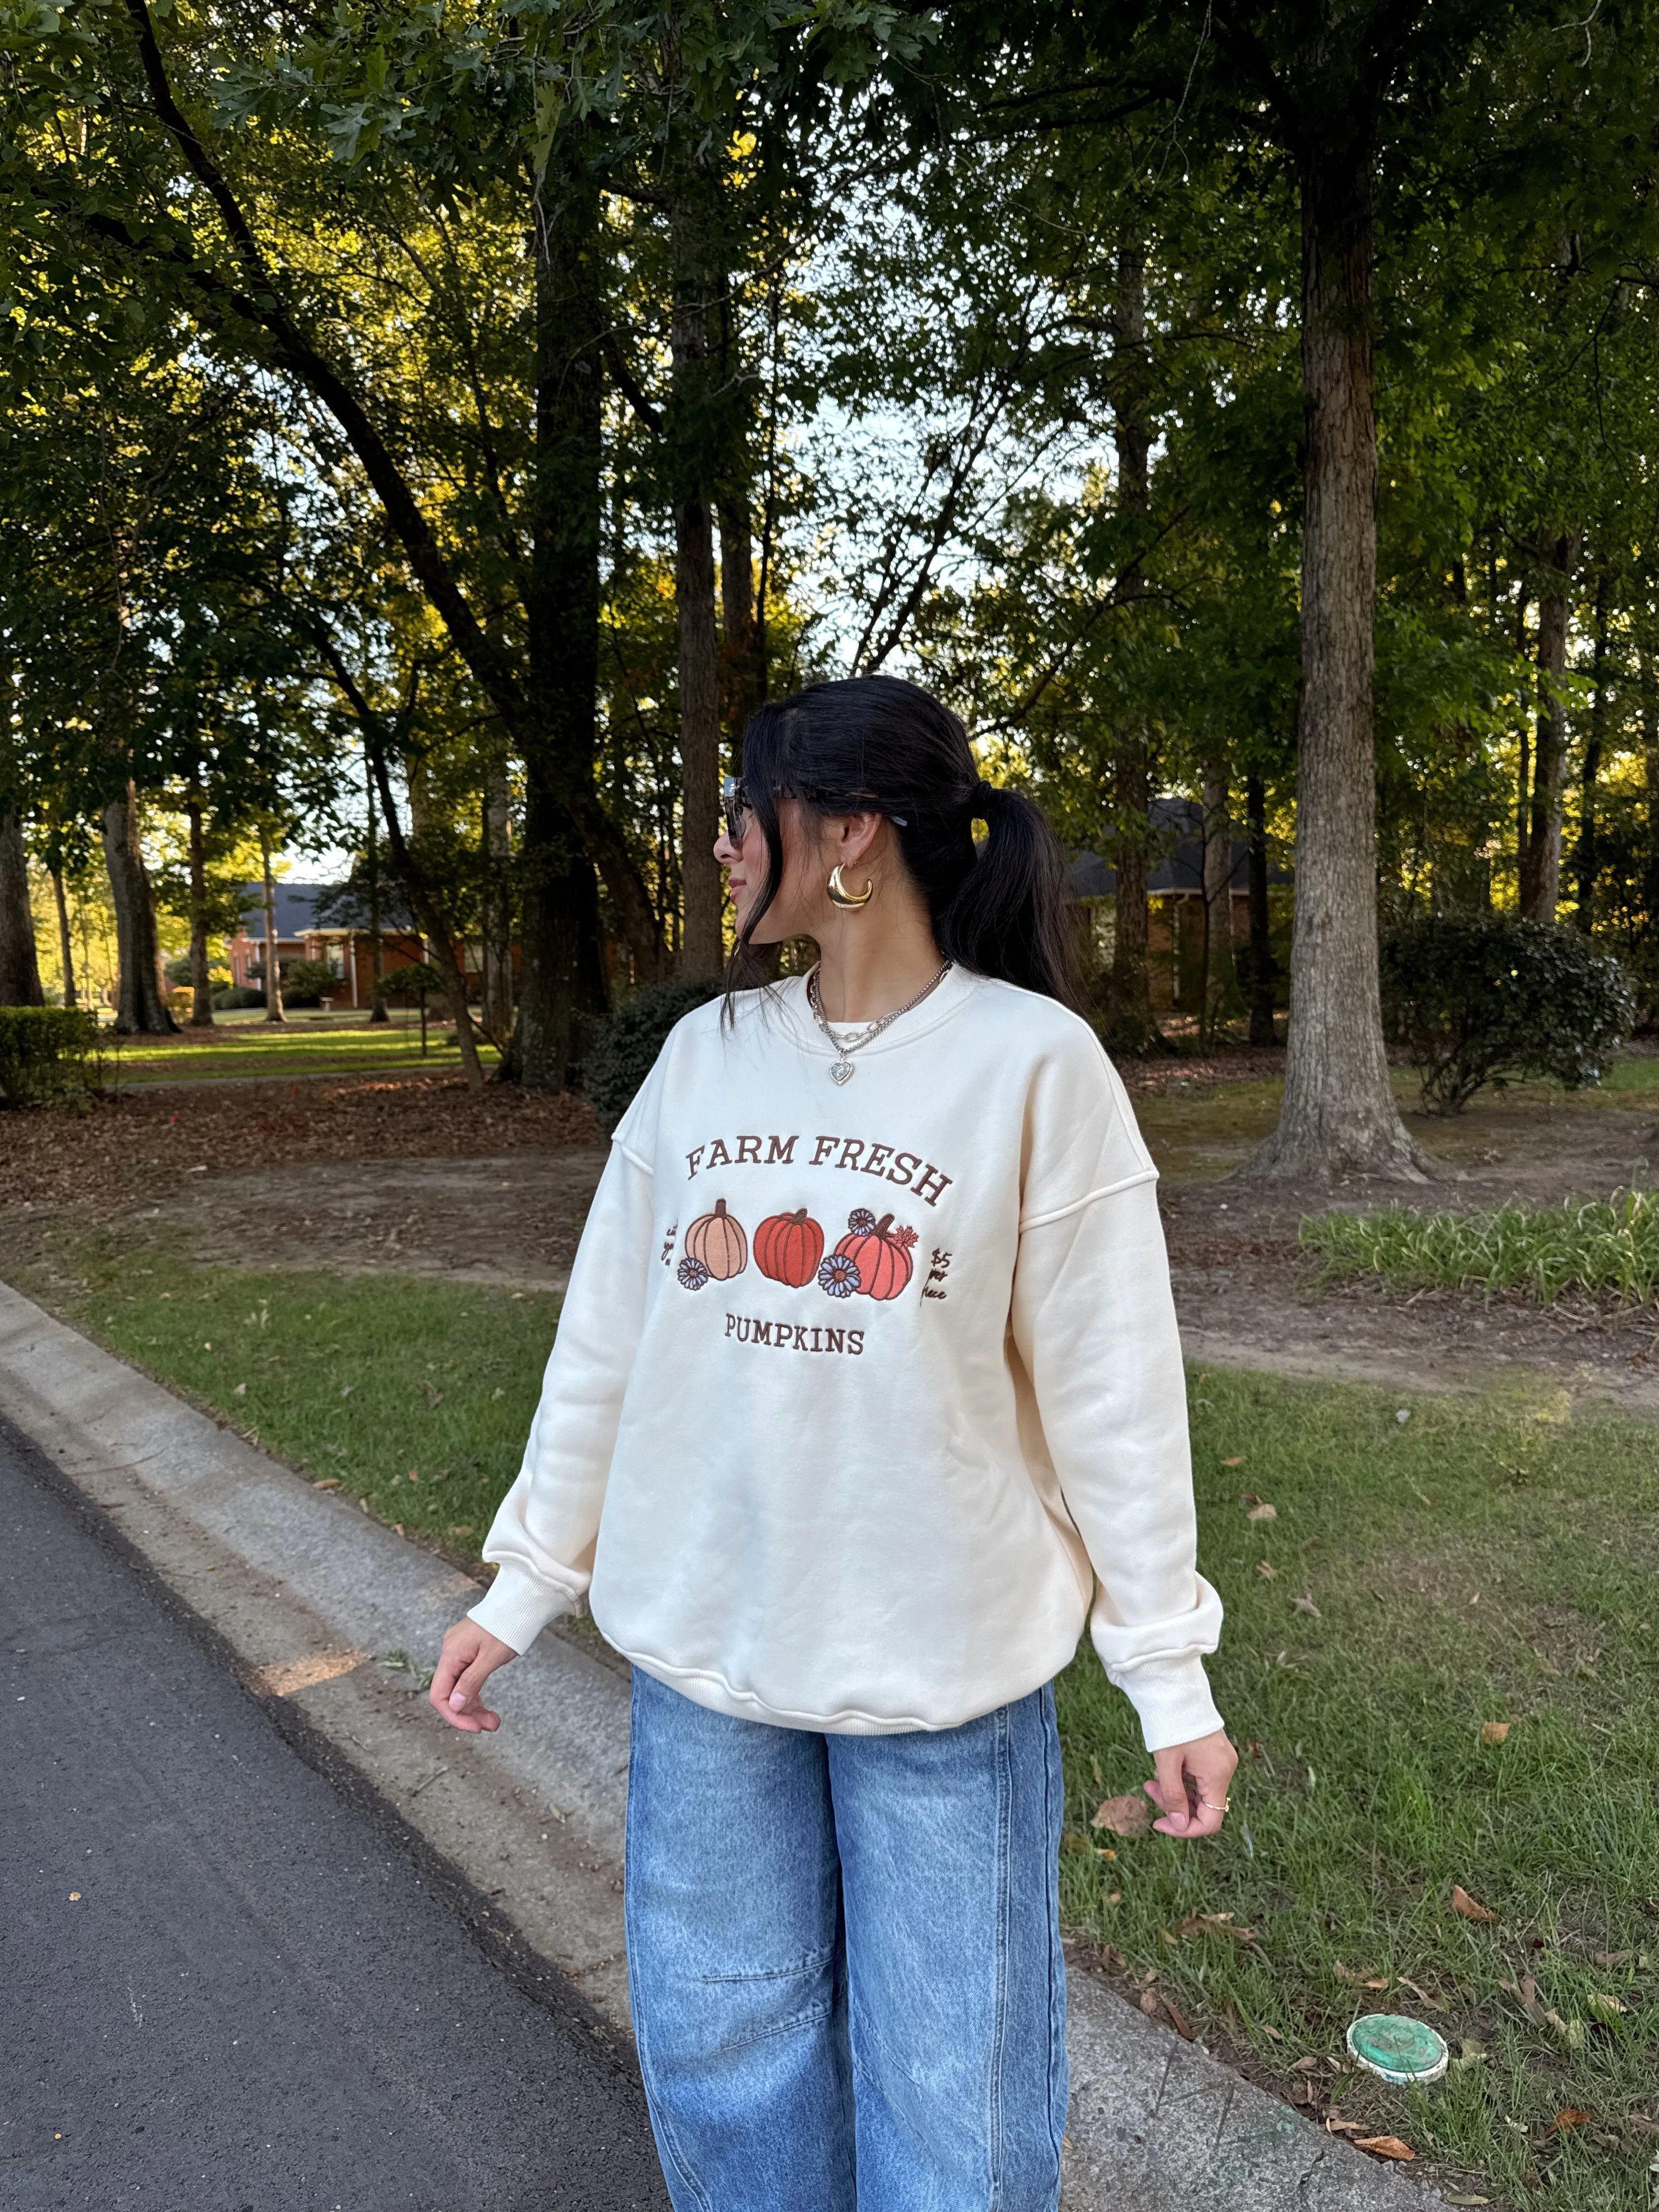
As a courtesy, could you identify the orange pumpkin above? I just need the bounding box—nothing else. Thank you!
[832,1211,918,1301]
[754,1207,825,1289]
[684,1198,748,1280]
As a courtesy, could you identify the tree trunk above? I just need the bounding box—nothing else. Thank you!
[1104,242,1161,1054]
[0,808,44,1007]
[1200,758,1238,1042]
[1575,572,1611,932]
[482,744,514,1047]
[670,180,726,981]
[50,863,76,1009]
[364,748,388,1023]
[1519,528,1580,922]
[185,791,214,1025]
[505,140,616,1088]
[719,494,761,748]
[103,782,176,1034]
[259,825,285,1024]
[360,738,487,1088]
[1514,584,1533,881]
[1246,772,1277,1046]
[1243,130,1425,1180]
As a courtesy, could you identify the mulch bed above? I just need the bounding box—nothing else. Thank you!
[1,1076,600,1212]
[1114,1046,1286,1096]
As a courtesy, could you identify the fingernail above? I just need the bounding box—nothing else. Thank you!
[449,1690,466,1708]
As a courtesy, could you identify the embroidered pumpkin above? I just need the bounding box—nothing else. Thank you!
[832,1211,918,1301]
[684,1198,748,1281]
[754,1207,825,1289]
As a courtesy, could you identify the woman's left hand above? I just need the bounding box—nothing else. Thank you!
[1144,1729,1238,1839]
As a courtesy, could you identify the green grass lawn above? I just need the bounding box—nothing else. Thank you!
[101,1020,496,1086]
[19,1238,1659,2206]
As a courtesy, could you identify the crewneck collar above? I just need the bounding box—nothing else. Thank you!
[771,962,984,1063]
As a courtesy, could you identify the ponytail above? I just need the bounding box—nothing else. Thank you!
[730,676,1077,1011]
[931,781,1076,1006]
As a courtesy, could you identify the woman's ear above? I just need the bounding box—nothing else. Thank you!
[831,811,884,867]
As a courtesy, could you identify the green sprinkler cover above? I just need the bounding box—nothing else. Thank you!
[1345,2013,1449,2085]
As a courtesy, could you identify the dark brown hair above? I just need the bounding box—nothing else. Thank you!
[727,674,1076,1009]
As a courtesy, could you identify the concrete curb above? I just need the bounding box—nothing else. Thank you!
[0,1279,1444,2210]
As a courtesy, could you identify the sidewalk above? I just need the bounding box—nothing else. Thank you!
[0,1278,1444,2211]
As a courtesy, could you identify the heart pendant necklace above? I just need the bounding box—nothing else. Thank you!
[806,960,952,1084]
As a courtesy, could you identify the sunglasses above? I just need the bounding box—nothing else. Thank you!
[720,775,906,845]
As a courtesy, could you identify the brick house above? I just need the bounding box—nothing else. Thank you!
[1066,799,1291,1013]
[226,883,481,1010]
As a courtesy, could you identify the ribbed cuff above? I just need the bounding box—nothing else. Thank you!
[467,1561,580,1656]
[1109,1653,1225,1753]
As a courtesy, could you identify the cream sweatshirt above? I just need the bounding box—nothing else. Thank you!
[470,966,1224,1750]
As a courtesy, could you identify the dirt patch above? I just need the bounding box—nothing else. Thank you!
[11,1049,1659,1418]
[0,1074,599,1211]
[1158,1088,1659,1418]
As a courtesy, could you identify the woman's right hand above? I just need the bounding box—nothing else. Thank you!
[429,1619,518,1734]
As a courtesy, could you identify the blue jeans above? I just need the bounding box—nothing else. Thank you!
[624,1667,1068,2211]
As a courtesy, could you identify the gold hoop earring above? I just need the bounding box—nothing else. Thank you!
[826,863,874,910]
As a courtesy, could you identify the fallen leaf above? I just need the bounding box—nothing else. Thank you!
[1500,1973,1547,2025]
[1091,1794,1152,1838]
[311,1476,341,1490]
[1138,1988,1160,2018]
[1593,1949,1633,1968]
[1257,1560,1279,1579]
[1553,2109,1593,2130]
[1293,1594,1321,1617]
[1333,1961,1390,1989]
[1444,2196,1491,2205]
[1171,1912,1258,1943]
[1587,1991,1626,2022]
[1259,2021,1284,2040]
[1479,1720,1510,1746]
[232,1381,246,1397]
[1160,1995,1197,2040]
[1325,2115,1366,2135]
[1396,1976,1444,2009]
[1544,2009,1587,2050]
[1247,1501,1277,1522]
[1292,2054,1323,2074]
[1356,2136,1415,2162]
[424,1384,444,1409]
[1449,1884,1497,1923]
[1224,1457,1245,1466]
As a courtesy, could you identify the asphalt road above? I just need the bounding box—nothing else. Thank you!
[0,1424,667,2212]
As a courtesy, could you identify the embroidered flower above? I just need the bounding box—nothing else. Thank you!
[846,1207,878,1235]
[818,1252,861,1298]
[677,1256,711,1291]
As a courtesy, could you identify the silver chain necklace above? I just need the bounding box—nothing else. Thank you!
[805,960,953,1084]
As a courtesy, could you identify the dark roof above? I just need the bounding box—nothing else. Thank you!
[237,882,349,939]
[1066,798,1290,899]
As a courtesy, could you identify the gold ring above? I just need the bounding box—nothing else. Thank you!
[1200,1798,1229,1813]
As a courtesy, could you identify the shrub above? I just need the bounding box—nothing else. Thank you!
[1379,913,1635,1113]
[380,961,446,1001]
[282,957,340,1008]
[212,985,266,1010]
[0,1006,103,1107]
[581,976,721,1129]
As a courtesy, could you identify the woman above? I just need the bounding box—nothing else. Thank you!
[431,675,1235,2212]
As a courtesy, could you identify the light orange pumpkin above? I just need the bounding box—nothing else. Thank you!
[754,1207,825,1288]
[684,1198,748,1280]
[832,1211,918,1301]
